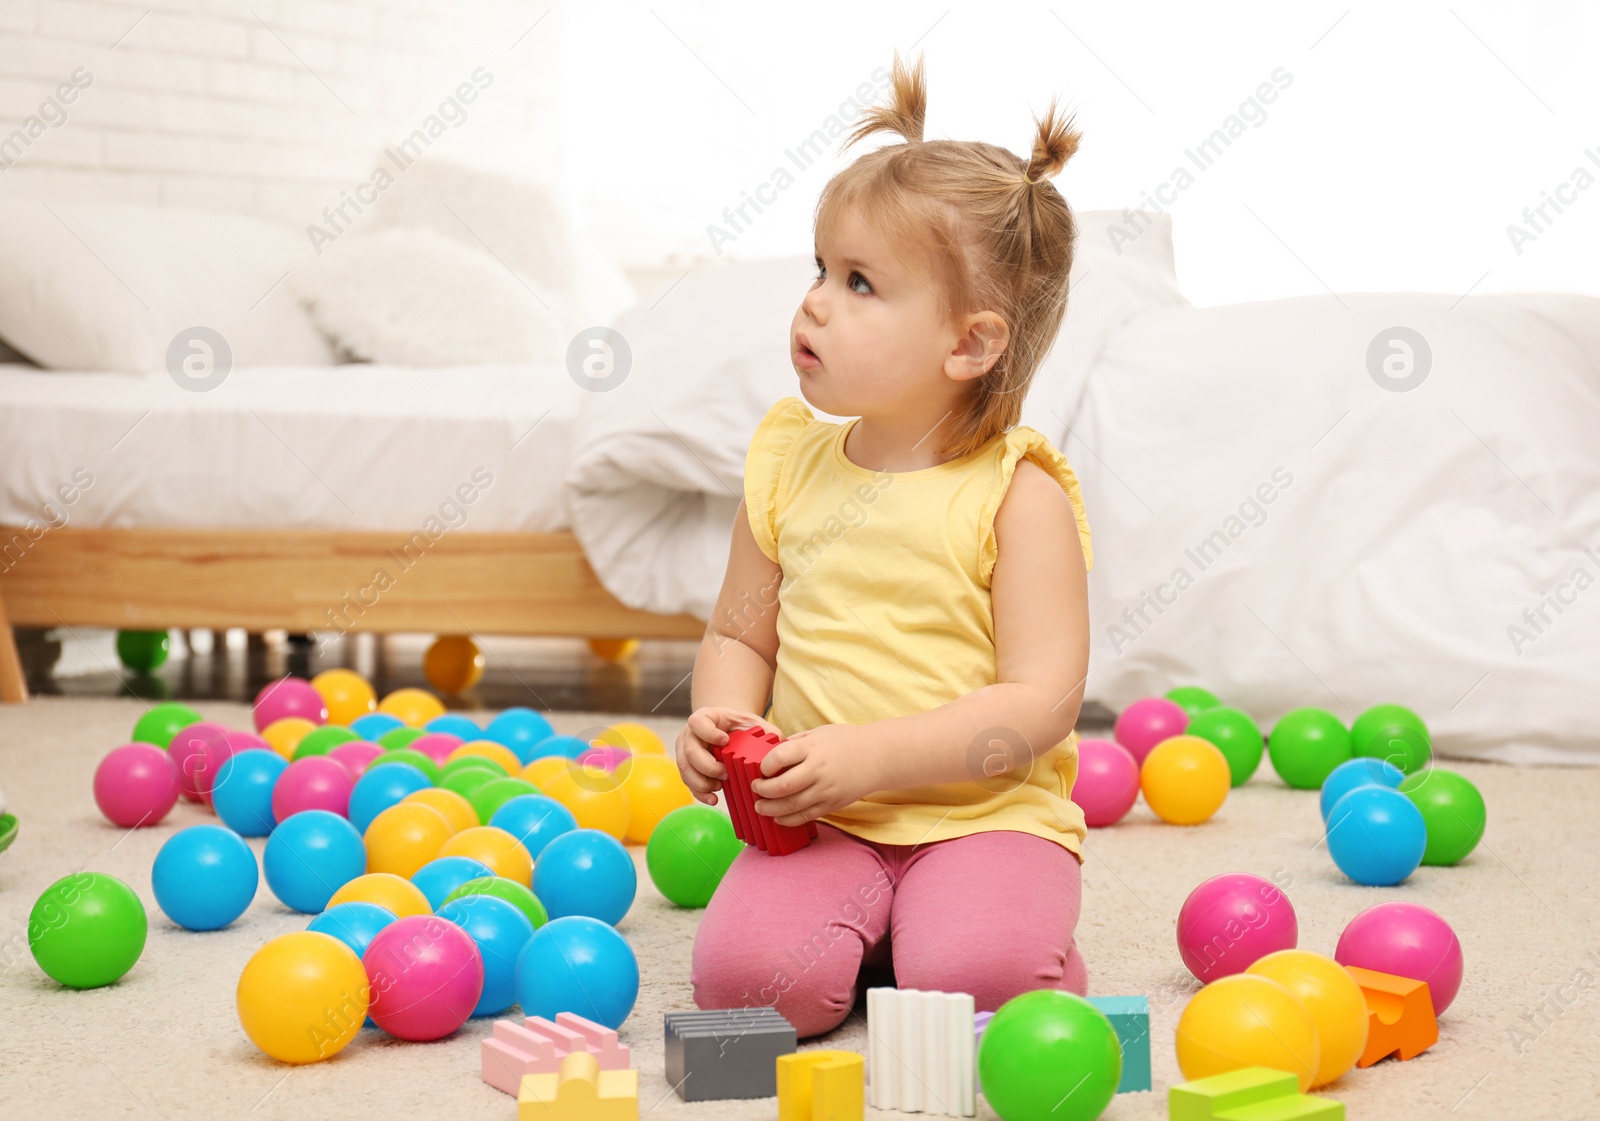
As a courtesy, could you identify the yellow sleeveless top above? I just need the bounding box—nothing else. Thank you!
[743,396,1095,858]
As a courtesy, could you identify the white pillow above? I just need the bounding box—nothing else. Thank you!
[0,199,334,371]
[290,227,567,365]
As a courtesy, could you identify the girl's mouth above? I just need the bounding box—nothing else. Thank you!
[795,335,820,369]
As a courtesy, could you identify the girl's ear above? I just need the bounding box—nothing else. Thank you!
[944,310,1010,383]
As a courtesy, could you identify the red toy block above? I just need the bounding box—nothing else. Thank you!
[1346,965,1438,1067]
[482,1011,633,1096]
[711,727,817,855]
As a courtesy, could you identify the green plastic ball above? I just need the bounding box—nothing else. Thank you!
[116,629,169,673]
[439,763,504,799]
[467,777,540,824]
[378,726,428,751]
[292,725,362,760]
[1267,708,1352,790]
[1165,686,1221,719]
[977,990,1121,1121]
[441,875,548,930]
[1350,703,1431,775]
[369,748,440,784]
[1399,768,1485,865]
[131,702,203,749]
[1185,706,1264,786]
[28,872,148,989]
[645,805,743,908]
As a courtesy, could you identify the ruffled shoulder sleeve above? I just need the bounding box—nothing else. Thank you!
[743,396,815,563]
[978,426,1094,583]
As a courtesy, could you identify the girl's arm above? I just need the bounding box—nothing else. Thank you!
[690,497,783,717]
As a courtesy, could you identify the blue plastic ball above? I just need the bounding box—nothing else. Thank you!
[152,824,259,930]
[212,749,287,837]
[263,809,366,913]
[438,894,535,1017]
[485,707,555,765]
[532,828,636,926]
[411,856,495,910]
[529,735,589,762]
[350,712,406,741]
[514,915,638,1029]
[490,795,578,861]
[426,714,484,741]
[347,762,432,833]
[1320,757,1405,822]
[1327,786,1427,886]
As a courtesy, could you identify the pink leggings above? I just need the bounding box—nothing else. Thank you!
[690,822,1088,1039]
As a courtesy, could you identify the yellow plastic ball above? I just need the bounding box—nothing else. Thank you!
[262,717,317,761]
[377,687,446,728]
[539,765,630,841]
[1247,950,1368,1087]
[423,635,485,694]
[520,756,570,789]
[236,931,368,1064]
[1176,973,1321,1091]
[327,872,431,919]
[363,802,454,879]
[605,720,667,755]
[309,668,376,727]
[587,637,640,663]
[403,787,479,834]
[439,826,533,885]
[1141,735,1231,824]
[621,754,694,844]
[449,739,523,778]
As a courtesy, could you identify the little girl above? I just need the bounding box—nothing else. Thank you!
[675,51,1094,1040]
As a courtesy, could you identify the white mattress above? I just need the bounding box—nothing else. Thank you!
[0,363,586,532]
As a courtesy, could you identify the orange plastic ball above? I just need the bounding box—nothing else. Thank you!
[423,635,485,694]
[309,668,376,727]
[262,717,317,761]
[604,720,666,755]
[236,932,367,1064]
[363,802,454,879]
[540,765,630,841]
[1176,973,1321,1091]
[438,826,533,885]
[1247,950,1368,1087]
[1141,735,1231,824]
[622,754,694,844]
[403,787,478,834]
[327,872,431,918]
[377,687,446,728]
[520,756,569,789]
[587,638,639,663]
[449,740,523,778]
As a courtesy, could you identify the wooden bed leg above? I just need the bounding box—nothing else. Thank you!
[0,580,29,703]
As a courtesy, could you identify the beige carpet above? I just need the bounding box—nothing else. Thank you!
[3,696,1597,1119]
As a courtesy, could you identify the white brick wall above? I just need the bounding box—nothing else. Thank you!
[0,0,566,229]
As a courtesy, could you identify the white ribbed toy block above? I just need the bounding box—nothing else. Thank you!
[482,1011,632,1096]
[866,987,976,1116]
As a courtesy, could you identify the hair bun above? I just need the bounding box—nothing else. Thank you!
[1024,98,1082,184]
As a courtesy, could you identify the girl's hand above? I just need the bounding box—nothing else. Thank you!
[676,707,782,806]
[751,723,878,827]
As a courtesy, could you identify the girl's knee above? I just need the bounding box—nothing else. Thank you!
[691,939,860,1039]
[895,935,1082,1013]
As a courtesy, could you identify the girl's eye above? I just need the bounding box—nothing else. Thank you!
[812,263,873,295]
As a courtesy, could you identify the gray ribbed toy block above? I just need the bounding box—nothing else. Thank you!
[663,1007,797,1101]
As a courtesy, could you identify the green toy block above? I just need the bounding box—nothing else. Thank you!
[1169,1067,1343,1121]
[1086,996,1150,1094]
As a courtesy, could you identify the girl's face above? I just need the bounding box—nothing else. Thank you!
[791,207,971,419]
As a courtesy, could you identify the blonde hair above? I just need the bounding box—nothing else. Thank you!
[815,50,1082,459]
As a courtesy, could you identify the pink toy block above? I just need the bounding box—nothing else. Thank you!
[482,1011,632,1096]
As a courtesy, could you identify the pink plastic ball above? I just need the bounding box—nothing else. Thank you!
[363,914,483,1040]
[1071,738,1140,827]
[93,743,181,828]
[253,677,328,732]
[327,740,385,780]
[1335,901,1463,1016]
[168,722,235,804]
[224,729,270,755]
[576,745,632,773]
[408,733,464,768]
[1114,697,1190,765]
[1178,872,1299,983]
[271,756,355,821]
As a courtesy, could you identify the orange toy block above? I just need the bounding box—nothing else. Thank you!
[1346,965,1438,1067]
[777,1051,865,1121]
[518,1051,638,1121]
[483,1011,632,1096]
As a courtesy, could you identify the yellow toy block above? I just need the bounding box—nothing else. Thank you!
[518,1051,638,1121]
[777,1050,865,1121]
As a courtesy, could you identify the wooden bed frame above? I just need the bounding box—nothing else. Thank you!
[0,526,707,703]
